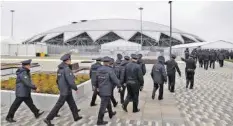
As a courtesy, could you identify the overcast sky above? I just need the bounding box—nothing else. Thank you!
[1,1,233,42]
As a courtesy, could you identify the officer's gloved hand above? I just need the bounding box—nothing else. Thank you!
[32,85,37,90]
[92,86,96,91]
[140,86,143,91]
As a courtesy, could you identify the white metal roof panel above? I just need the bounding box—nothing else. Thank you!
[64,31,83,42]
[41,33,61,42]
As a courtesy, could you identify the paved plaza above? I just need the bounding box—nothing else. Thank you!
[1,61,233,126]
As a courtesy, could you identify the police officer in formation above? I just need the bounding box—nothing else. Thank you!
[191,48,198,63]
[151,56,167,100]
[230,50,233,59]
[90,57,102,106]
[181,55,196,89]
[217,50,225,67]
[197,49,204,68]
[209,50,217,69]
[122,54,144,113]
[137,54,146,76]
[203,49,210,70]
[165,54,181,93]
[109,58,118,107]
[44,54,82,126]
[119,56,130,104]
[6,59,44,123]
[184,48,190,59]
[94,56,122,125]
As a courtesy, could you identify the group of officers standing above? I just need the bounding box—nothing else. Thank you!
[6,50,202,126]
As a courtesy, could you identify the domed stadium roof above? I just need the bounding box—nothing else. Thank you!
[24,19,205,46]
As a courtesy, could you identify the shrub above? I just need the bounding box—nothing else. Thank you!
[1,72,90,94]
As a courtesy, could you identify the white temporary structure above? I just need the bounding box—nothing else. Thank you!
[1,38,48,56]
[170,40,233,57]
[100,39,141,56]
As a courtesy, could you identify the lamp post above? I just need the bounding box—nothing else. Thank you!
[168,1,172,59]
[139,7,143,46]
[10,10,15,38]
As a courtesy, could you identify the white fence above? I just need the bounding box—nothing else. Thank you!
[0,44,47,56]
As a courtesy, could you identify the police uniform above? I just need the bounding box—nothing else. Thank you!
[209,50,217,69]
[122,54,144,113]
[181,55,196,89]
[151,56,167,100]
[119,56,130,104]
[137,54,146,76]
[6,59,44,123]
[184,48,190,59]
[95,56,121,125]
[218,51,225,67]
[203,50,210,70]
[90,57,102,106]
[108,58,118,107]
[165,54,181,93]
[44,54,82,126]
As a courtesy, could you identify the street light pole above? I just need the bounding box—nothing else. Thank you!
[10,10,15,38]
[169,1,172,59]
[139,7,143,46]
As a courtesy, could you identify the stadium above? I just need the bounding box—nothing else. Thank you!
[23,19,205,46]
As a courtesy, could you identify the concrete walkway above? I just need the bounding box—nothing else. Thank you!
[1,64,184,126]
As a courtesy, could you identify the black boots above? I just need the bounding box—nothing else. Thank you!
[44,119,54,126]
[35,110,44,118]
[5,117,16,123]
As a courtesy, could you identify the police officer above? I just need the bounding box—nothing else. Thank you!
[119,56,130,104]
[115,53,123,64]
[90,57,102,106]
[197,49,204,68]
[122,54,144,113]
[165,54,181,93]
[6,59,44,123]
[181,55,196,89]
[191,48,197,63]
[44,54,82,126]
[151,56,167,100]
[109,58,118,107]
[137,54,146,76]
[203,50,210,70]
[218,51,225,67]
[94,56,122,125]
[209,50,217,69]
[184,48,189,59]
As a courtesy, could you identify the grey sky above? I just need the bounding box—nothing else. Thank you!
[1,1,233,42]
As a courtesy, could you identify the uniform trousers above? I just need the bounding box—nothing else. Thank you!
[46,94,79,121]
[152,82,164,99]
[6,96,39,118]
[120,85,126,104]
[123,83,139,112]
[97,96,113,122]
[168,74,176,92]
[204,60,209,70]
[90,88,99,105]
[186,71,195,89]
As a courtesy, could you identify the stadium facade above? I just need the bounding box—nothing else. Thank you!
[23,19,205,46]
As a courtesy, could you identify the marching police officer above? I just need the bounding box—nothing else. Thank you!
[151,56,167,100]
[94,56,122,125]
[109,58,118,107]
[184,48,190,59]
[90,57,102,106]
[44,54,82,126]
[122,54,144,113]
[181,55,196,89]
[165,54,181,93]
[119,56,130,104]
[209,50,217,69]
[218,51,225,67]
[197,49,204,68]
[203,50,210,70]
[137,54,146,76]
[6,59,44,123]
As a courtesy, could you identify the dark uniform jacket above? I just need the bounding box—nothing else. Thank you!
[113,59,122,79]
[151,61,167,84]
[124,61,144,87]
[218,53,225,60]
[181,58,196,70]
[137,59,146,76]
[90,62,102,86]
[16,67,37,97]
[209,52,217,61]
[165,59,181,76]
[119,60,129,85]
[203,51,210,61]
[184,50,189,59]
[95,65,121,97]
[57,62,78,96]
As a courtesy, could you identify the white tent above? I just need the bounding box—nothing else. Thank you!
[100,39,141,55]
[170,40,233,57]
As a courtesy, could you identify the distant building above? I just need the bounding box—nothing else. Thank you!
[23,19,205,46]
